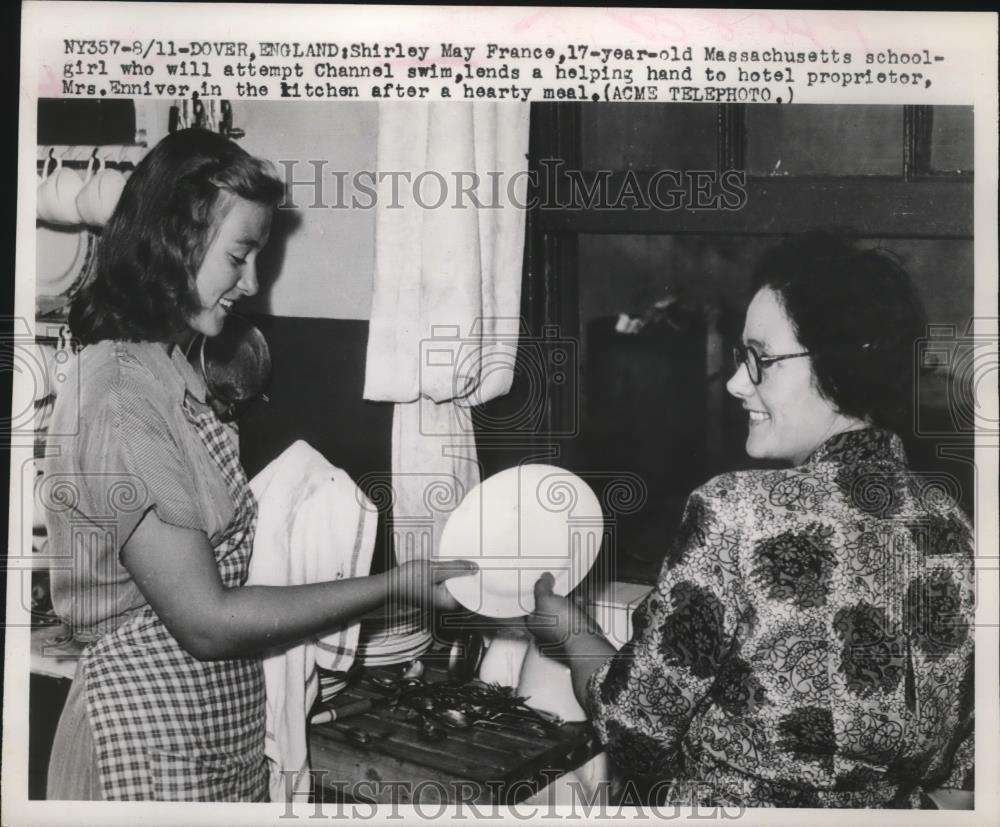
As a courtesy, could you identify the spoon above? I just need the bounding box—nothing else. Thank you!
[366,672,399,691]
[402,660,424,680]
[433,707,474,729]
[487,719,548,737]
[410,695,437,715]
[418,717,447,741]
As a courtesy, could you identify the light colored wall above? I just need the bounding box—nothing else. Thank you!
[136,100,378,320]
[238,101,377,320]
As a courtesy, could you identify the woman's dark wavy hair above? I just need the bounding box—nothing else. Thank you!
[69,129,285,344]
[752,231,927,436]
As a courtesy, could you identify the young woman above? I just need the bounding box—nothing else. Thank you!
[45,129,474,801]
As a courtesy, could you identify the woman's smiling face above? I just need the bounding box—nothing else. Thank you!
[726,287,863,465]
[187,195,272,338]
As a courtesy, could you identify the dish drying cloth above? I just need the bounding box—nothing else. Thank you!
[363,103,529,563]
[248,440,377,802]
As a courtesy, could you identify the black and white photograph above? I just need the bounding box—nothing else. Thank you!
[5,5,998,825]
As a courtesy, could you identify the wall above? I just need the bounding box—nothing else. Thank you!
[238,101,378,320]
[136,99,378,320]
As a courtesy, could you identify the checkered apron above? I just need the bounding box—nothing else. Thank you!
[81,397,268,801]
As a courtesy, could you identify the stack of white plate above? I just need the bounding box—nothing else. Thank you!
[357,605,432,667]
[317,668,353,702]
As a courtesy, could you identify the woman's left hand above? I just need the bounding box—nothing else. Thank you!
[524,572,592,647]
[525,572,618,705]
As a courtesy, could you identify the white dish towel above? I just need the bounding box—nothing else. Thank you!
[247,440,378,802]
[363,103,530,565]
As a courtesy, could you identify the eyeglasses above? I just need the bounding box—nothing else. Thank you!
[732,344,811,385]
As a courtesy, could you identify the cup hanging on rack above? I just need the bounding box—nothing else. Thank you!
[76,152,127,228]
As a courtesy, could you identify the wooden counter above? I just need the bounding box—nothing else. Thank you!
[308,662,597,805]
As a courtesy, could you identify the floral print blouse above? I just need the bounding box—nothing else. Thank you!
[586,428,975,808]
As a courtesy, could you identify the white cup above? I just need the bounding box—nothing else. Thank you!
[38,157,84,225]
[76,157,126,227]
[75,156,101,225]
[37,158,56,222]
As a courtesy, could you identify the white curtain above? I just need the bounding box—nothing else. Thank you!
[363,102,531,563]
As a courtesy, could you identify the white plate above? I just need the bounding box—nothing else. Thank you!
[436,464,604,618]
[37,225,91,299]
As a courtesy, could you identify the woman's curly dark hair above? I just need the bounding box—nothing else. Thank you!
[751,231,927,436]
[69,128,285,344]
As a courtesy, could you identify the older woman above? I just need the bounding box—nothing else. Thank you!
[527,233,974,808]
[45,129,473,801]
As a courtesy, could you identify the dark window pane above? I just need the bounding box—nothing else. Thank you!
[930,106,973,174]
[581,104,717,171]
[746,105,902,176]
